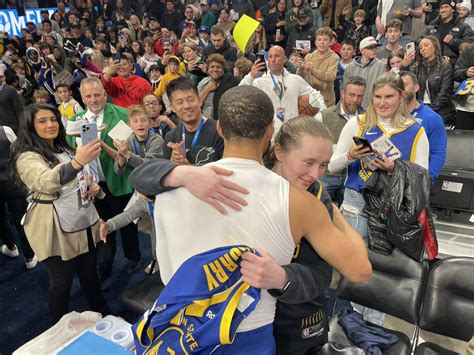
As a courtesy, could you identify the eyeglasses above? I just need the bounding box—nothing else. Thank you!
[144,101,159,106]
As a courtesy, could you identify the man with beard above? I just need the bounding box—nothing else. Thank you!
[316,76,366,205]
[198,54,240,121]
[400,71,446,183]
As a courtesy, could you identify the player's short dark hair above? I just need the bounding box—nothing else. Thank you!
[218,85,274,140]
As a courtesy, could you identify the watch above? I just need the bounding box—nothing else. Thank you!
[268,280,291,297]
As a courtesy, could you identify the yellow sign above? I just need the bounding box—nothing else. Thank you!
[233,14,260,53]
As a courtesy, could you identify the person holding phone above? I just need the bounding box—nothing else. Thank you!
[11,104,110,324]
[328,72,428,325]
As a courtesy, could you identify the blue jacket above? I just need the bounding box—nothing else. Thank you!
[411,101,447,183]
[133,246,261,354]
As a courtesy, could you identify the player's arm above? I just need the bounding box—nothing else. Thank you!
[289,186,372,283]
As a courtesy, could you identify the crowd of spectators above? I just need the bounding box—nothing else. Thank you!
[0,0,473,351]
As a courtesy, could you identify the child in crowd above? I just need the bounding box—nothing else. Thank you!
[339,8,370,56]
[154,56,182,113]
[198,26,212,49]
[148,64,163,92]
[335,40,355,103]
[113,104,165,175]
[289,52,304,70]
[101,105,164,274]
[56,83,83,127]
[458,2,474,29]
[33,88,50,104]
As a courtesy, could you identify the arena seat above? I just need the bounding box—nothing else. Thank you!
[322,248,429,354]
[414,257,474,354]
[121,271,165,317]
[431,129,474,212]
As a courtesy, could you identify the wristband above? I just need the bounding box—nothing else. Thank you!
[73,158,84,169]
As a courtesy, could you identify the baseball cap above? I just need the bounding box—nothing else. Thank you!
[359,36,381,50]
[297,8,312,18]
[198,25,210,33]
[162,38,174,46]
[440,0,456,9]
[148,16,159,22]
[200,0,208,5]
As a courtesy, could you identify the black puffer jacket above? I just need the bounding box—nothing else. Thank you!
[363,160,437,261]
[414,59,456,125]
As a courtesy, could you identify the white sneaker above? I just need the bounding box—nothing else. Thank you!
[26,255,38,270]
[1,244,19,257]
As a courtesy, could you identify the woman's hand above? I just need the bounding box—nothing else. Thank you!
[373,154,395,172]
[187,60,198,71]
[75,138,101,166]
[240,250,288,290]
[347,144,374,161]
[402,51,415,67]
[87,175,101,198]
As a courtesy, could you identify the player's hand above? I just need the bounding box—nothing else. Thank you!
[240,250,288,290]
[184,165,249,215]
[99,219,109,243]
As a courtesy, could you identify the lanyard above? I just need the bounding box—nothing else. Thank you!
[270,72,285,100]
[133,133,149,158]
[146,200,154,221]
[181,118,206,152]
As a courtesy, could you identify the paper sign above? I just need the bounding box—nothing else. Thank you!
[53,71,76,88]
[295,40,311,51]
[108,120,133,141]
[233,14,260,53]
[455,78,474,95]
[441,180,463,193]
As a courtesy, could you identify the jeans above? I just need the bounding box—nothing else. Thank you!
[312,8,323,29]
[341,188,385,326]
[320,174,345,206]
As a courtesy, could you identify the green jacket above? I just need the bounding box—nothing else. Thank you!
[67,103,133,196]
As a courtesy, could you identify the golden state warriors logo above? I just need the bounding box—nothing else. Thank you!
[359,160,373,182]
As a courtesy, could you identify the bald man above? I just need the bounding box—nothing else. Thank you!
[239,46,326,131]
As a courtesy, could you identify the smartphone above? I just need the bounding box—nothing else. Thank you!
[257,54,267,73]
[352,136,373,151]
[112,53,121,63]
[80,122,98,146]
[186,23,193,30]
[406,42,415,55]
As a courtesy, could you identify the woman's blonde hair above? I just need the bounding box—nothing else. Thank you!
[89,49,106,69]
[266,115,333,168]
[360,72,414,132]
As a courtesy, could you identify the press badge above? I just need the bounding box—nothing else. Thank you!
[276,107,285,122]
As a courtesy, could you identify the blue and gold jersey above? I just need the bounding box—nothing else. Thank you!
[133,246,261,355]
[346,115,425,192]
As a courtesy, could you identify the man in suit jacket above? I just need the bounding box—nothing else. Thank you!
[67,77,142,280]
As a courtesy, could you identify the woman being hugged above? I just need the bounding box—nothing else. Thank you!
[11,104,110,324]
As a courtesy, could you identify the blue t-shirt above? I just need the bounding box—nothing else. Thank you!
[411,101,447,183]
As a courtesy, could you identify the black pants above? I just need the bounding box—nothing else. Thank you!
[455,110,474,130]
[0,181,35,259]
[42,229,110,324]
[94,182,140,274]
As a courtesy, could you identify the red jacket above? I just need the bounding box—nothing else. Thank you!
[101,75,152,108]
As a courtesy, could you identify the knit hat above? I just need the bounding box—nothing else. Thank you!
[162,38,174,46]
[440,0,456,9]
[457,2,472,12]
